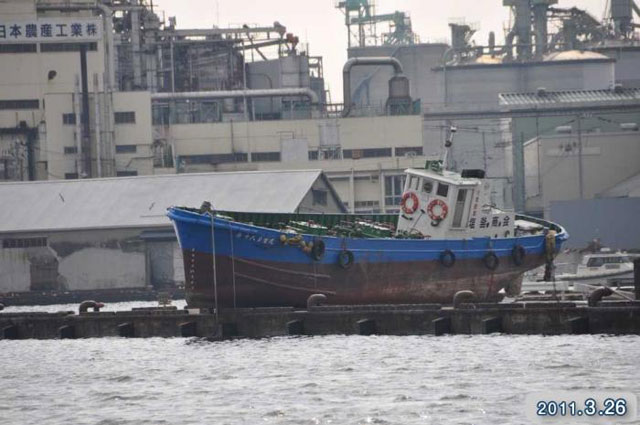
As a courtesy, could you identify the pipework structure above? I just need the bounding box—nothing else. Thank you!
[336,0,417,48]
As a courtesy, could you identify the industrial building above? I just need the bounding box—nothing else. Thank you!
[0,170,344,293]
[0,0,638,241]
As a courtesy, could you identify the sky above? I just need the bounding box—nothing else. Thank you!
[152,0,609,102]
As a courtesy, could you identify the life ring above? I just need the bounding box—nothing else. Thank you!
[427,199,448,221]
[338,250,354,269]
[483,252,499,271]
[311,239,325,261]
[512,245,526,266]
[440,250,456,268]
[401,192,419,215]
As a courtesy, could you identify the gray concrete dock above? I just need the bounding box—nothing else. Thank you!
[1,301,639,340]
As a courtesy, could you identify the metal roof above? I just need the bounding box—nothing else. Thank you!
[499,88,640,108]
[0,170,342,233]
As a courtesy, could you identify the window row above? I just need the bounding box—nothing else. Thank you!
[3,238,47,249]
[0,42,97,54]
[62,111,136,125]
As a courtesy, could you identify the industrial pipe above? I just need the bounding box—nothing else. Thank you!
[342,57,404,117]
[151,88,319,105]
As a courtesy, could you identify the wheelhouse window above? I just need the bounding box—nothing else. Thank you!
[436,183,449,197]
[422,180,433,194]
[452,189,469,228]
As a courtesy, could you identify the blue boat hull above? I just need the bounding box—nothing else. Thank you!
[168,208,568,308]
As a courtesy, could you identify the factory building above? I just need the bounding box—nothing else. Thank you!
[0,0,639,224]
[0,170,344,293]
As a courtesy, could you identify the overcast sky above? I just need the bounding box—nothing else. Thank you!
[152,0,609,102]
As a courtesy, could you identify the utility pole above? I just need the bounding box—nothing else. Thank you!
[577,114,584,200]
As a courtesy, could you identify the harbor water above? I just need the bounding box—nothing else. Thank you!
[1,302,639,425]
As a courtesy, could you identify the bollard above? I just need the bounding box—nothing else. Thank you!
[588,287,613,307]
[356,319,376,336]
[634,259,640,301]
[286,320,304,336]
[307,294,327,309]
[453,290,475,309]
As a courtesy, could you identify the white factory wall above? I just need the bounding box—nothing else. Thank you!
[165,115,424,213]
[440,60,615,108]
[346,43,615,112]
[0,228,151,293]
[522,132,640,216]
[596,47,640,88]
[43,91,153,179]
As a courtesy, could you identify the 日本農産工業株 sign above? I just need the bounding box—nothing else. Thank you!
[0,18,102,43]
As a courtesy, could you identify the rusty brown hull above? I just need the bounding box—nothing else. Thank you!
[182,249,544,309]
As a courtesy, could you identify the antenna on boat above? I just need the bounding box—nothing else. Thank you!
[441,126,456,171]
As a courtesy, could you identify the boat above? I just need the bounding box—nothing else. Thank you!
[555,249,635,286]
[168,133,568,309]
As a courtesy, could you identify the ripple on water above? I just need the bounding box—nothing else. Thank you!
[0,311,638,425]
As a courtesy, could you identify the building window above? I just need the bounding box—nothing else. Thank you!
[117,170,138,177]
[180,153,248,165]
[62,113,76,125]
[115,145,137,154]
[385,175,405,206]
[355,200,380,208]
[115,111,136,124]
[0,99,39,110]
[312,189,328,206]
[0,44,37,54]
[343,148,392,159]
[63,146,78,154]
[308,150,319,161]
[40,42,98,53]
[437,183,449,198]
[2,237,47,249]
[65,173,78,180]
[396,147,423,157]
[251,152,281,162]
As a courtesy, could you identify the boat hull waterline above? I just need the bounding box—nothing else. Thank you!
[168,208,568,308]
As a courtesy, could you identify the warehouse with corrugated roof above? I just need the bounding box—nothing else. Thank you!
[0,170,345,293]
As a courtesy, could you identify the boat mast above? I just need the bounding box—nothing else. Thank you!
[441,126,457,171]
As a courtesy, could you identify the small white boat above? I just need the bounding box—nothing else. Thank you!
[556,249,635,286]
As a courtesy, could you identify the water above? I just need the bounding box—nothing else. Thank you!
[1,302,639,425]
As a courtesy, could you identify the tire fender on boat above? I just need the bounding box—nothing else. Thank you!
[310,239,326,261]
[440,250,456,268]
[483,252,499,271]
[337,250,354,269]
[511,245,526,266]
